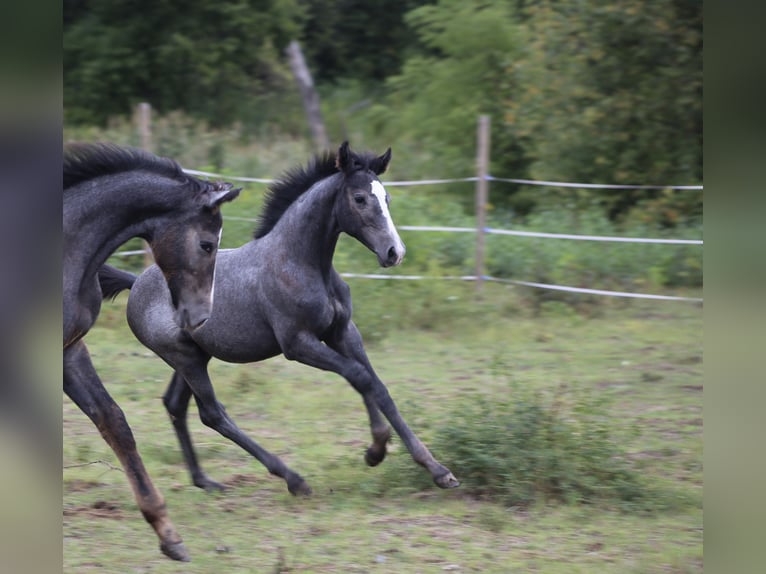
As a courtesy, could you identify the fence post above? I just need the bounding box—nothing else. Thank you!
[136,102,154,268]
[474,115,490,297]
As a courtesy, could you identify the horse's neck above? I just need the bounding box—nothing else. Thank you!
[64,176,174,282]
[271,181,340,270]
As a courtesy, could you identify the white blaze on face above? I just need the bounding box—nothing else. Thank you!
[370,180,405,257]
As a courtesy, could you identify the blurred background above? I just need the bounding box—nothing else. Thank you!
[63,0,703,305]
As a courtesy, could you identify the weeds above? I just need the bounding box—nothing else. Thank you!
[435,381,646,509]
[375,360,691,513]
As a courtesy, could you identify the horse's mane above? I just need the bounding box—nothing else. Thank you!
[254,152,338,238]
[63,142,189,191]
[254,148,384,239]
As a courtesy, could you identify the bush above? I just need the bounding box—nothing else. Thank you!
[437,382,645,508]
[376,365,649,510]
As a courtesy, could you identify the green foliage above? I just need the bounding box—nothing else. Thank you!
[379,376,651,510]
[64,114,311,179]
[64,0,306,127]
[483,208,704,307]
[506,0,702,220]
[64,0,701,228]
[375,0,523,197]
[301,0,420,83]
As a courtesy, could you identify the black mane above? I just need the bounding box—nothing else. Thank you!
[64,142,188,191]
[254,152,338,239]
[254,148,384,239]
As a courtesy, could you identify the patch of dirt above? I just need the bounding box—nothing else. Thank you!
[680,385,703,392]
[64,479,102,493]
[63,500,124,520]
[222,473,260,488]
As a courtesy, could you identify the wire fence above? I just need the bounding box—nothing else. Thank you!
[113,166,702,303]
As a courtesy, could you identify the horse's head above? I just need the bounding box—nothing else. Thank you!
[150,182,241,330]
[335,142,406,268]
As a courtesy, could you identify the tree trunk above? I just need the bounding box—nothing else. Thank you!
[286,40,329,152]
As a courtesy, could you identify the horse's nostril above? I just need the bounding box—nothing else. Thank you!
[388,246,397,260]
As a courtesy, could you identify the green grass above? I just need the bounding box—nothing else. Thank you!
[64,285,702,573]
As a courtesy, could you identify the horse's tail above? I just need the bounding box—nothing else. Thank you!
[98,264,138,301]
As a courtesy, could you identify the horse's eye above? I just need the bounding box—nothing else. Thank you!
[199,241,214,254]
[353,194,366,205]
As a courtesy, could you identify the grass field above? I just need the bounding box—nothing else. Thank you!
[63,282,702,573]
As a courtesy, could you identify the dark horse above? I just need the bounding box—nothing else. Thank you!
[99,142,459,502]
[64,142,240,561]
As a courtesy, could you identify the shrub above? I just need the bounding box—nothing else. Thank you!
[376,366,648,510]
[437,381,645,508]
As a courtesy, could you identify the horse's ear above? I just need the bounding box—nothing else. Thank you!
[203,184,241,209]
[336,141,351,172]
[371,147,392,175]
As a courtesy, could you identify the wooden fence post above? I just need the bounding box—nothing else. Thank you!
[136,102,154,268]
[474,115,490,297]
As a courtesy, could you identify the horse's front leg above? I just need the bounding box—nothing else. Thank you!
[325,330,391,466]
[64,341,189,561]
[284,327,459,489]
[359,393,392,467]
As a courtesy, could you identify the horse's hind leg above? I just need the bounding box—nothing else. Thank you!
[163,371,226,492]
[174,362,312,496]
[64,341,189,562]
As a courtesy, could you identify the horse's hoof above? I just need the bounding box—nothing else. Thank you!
[160,540,190,562]
[287,476,313,496]
[365,446,387,467]
[434,471,460,489]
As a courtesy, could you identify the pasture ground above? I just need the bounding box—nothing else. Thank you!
[63,283,702,573]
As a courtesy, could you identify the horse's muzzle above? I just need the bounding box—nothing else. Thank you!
[381,244,405,267]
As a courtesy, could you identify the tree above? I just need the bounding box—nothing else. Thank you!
[299,0,423,84]
[64,0,305,126]
[506,0,702,222]
[375,0,528,210]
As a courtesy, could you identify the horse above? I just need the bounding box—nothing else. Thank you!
[98,141,460,503]
[64,142,240,562]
